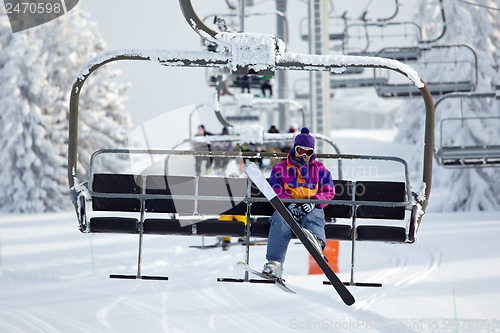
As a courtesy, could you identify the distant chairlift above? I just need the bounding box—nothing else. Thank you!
[330,21,422,89]
[341,0,446,61]
[374,44,478,98]
[218,97,307,129]
[342,21,423,61]
[294,77,335,100]
[207,75,304,128]
[434,92,500,167]
[299,15,347,44]
[300,0,401,45]
[330,0,447,90]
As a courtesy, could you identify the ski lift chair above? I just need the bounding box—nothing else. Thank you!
[293,78,335,99]
[299,16,346,43]
[68,0,435,287]
[329,21,422,90]
[374,44,478,98]
[434,92,500,167]
[343,21,422,59]
[214,96,307,130]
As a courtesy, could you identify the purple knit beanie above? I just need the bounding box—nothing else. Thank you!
[294,127,315,148]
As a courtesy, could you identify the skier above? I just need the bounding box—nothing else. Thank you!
[262,127,335,278]
[193,125,213,175]
[260,75,273,97]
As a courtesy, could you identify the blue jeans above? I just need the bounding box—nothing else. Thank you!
[266,208,326,264]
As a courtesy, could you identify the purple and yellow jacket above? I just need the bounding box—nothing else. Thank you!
[269,151,335,208]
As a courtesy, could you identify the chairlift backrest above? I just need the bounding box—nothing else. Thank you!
[92,174,142,212]
[197,177,248,215]
[356,181,406,219]
[145,175,196,214]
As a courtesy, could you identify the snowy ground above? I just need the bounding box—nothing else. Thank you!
[1,210,499,332]
[1,131,499,332]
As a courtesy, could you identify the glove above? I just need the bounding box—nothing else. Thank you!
[287,203,316,222]
[286,203,303,222]
[301,203,315,214]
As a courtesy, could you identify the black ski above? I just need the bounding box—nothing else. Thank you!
[237,262,295,293]
[245,163,355,306]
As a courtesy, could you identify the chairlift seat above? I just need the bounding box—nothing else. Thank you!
[356,225,407,243]
[301,32,345,41]
[87,173,411,243]
[196,218,246,237]
[90,217,139,234]
[144,218,194,235]
[331,67,364,75]
[349,49,420,62]
[377,81,475,98]
[331,77,388,89]
[233,75,263,89]
[437,145,500,166]
[226,115,260,122]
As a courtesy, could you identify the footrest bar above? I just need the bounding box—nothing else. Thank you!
[110,274,169,281]
[217,277,275,284]
[323,281,382,287]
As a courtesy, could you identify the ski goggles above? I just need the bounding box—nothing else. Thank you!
[295,145,314,157]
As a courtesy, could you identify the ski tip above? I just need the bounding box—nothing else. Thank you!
[245,164,277,201]
[344,295,356,306]
[244,163,261,178]
[340,291,356,306]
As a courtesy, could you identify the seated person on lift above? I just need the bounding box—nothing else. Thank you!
[262,127,335,278]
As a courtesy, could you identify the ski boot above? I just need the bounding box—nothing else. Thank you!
[262,260,283,279]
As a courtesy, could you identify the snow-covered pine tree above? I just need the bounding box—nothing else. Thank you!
[0,9,130,213]
[394,0,500,211]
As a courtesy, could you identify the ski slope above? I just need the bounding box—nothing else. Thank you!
[1,130,499,332]
[1,210,499,332]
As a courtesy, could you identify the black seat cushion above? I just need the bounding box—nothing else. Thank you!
[355,181,406,220]
[145,175,196,214]
[92,174,142,212]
